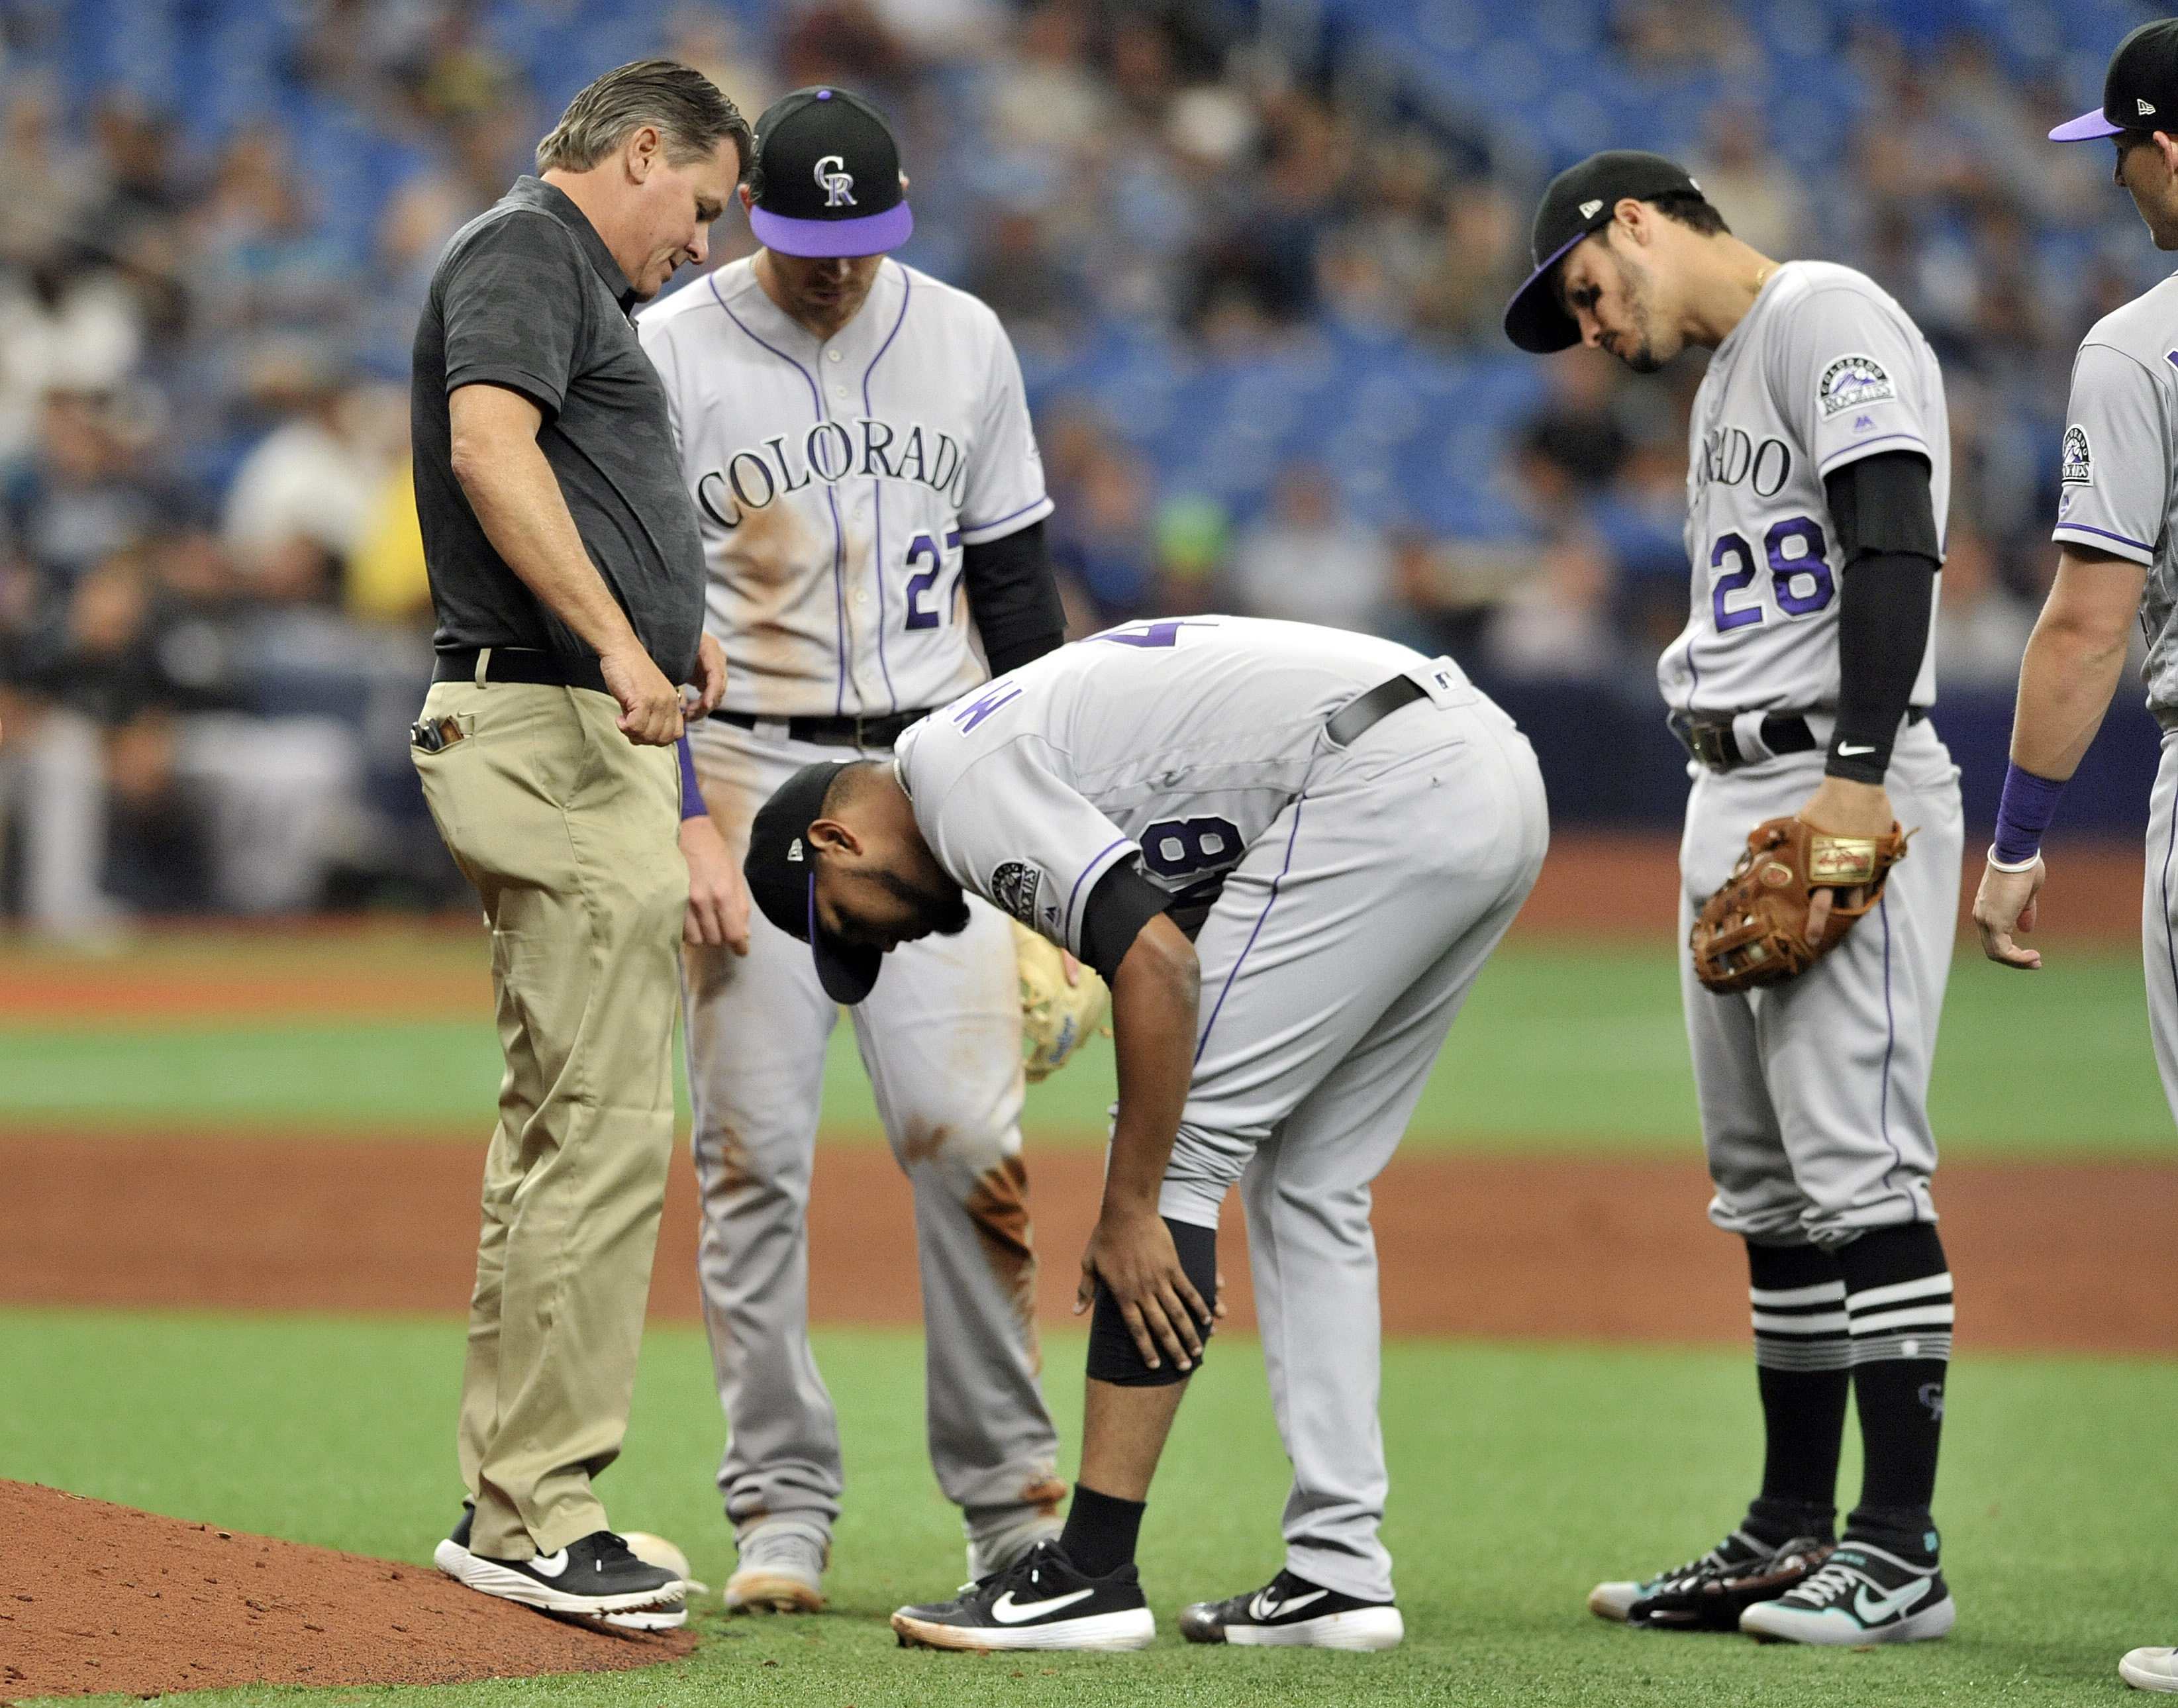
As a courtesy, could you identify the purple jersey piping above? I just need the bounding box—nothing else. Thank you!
[2160,769,2178,1052]
[1875,893,1905,1191]
[709,275,850,715]
[1194,798,1305,1067]
[2054,521,2155,554]
[961,496,1052,539]
[1062,836,1131,944]
[863,268,913,711]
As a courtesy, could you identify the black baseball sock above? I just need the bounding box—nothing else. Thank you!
[1058,1484,1144,1579]
[1838,1224,1951,1567]
[1742,1241,1848,1547]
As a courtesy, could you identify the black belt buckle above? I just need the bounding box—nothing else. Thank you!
[1671,711,1741,772]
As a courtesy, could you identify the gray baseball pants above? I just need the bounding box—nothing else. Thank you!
[1155,688,1550,1605]
[683,721,1062,1560]
[1677,717,1963,1246]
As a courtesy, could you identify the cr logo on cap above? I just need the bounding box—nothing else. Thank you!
[814,154,856,208]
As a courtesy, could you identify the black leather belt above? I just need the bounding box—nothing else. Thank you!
[710,707,935,749]
[432,646,609,695]
[1326,674,1429,748]
[1671,707,1923,772]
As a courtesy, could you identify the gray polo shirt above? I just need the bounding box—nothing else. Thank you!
[412,175,704,683]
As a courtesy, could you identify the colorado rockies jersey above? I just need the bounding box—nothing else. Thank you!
[892,617,1460,957]
[2052,272,2178,715]
[638,256,1052,719]
[1658,260,1950,716]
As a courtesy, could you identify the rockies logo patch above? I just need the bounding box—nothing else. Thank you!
[989,861,1042,924]
[2061,424,2093,485]
[1817,353,1896,417]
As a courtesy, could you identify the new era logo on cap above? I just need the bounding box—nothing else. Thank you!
[1578,198,1604,219]
[2141,97,2157,115]
[2051,18,2178,140]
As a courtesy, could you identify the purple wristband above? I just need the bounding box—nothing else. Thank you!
[1992,762,2065,865]
[677,734,706,820]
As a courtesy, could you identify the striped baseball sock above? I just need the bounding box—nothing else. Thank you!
[1743,1241,1848,1542]
[1838,1223,1952,1565]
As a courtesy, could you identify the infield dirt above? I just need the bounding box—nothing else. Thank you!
[0,1480,693,1700]
[6,1134,2171,1351]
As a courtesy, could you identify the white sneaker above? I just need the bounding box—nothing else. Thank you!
[2122,1647,2178,1691]
[724,1519,828,1613]
[1739,1543,1954,1645]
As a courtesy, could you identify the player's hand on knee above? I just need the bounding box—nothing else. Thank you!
[1973,856,2046,970]
[1079,1209,1211,1372]
[679,813,752,952]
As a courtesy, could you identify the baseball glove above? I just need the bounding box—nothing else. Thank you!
[1691,816,1912,994]
[1013,918,1111,1082]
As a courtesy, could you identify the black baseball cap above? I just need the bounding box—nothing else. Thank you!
[1503,150,1707,353]
[748,85,912,257]
[2051,19,2178,141]
[744,760,882,1003]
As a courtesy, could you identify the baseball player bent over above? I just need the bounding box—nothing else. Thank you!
[1507,152,1963,1644]
[741,617,1549,1651]
[1981,23,2178,1693]
[637,85,1071,1610]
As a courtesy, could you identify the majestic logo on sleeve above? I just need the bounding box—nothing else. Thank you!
[1817,354,1895,417]
[814,154,856,207]
[2060,424,2093,485]
[989,862,1042,924]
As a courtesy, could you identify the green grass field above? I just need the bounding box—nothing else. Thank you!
[5,1307,2173,1707]
[1,943,2171,1152]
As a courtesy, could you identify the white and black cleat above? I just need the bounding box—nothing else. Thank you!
[1738,1542,1954,1644]
[1589,1529,1775,1623]
[2120,1645,2178,1691]
[1179,1568,1403,1651]
[890,1539,1154,1652]
[450,1529,686,1619]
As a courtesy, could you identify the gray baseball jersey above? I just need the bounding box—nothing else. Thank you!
[892,618,1465,956]
[639,255,1052,718]
[644,253,1063,1576]
[2052,271,2178,1123]
[1661,262,1964,1274]
[1660,260,1950,717]
[2051,272,2178,716]
[903,613,1550,1604]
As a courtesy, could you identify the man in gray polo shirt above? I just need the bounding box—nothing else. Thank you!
[411,59,750,1629]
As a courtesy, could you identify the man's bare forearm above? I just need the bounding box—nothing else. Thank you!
[2010,549,2149,780]
[1104,915,1199,1215]
[448,385,642,660]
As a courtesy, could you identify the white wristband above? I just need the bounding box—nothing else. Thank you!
[1985,845,2042,875]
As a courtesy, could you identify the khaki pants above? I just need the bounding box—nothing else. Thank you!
[413,678,687,1560]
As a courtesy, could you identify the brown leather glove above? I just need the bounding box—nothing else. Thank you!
[1691,817,1912,994]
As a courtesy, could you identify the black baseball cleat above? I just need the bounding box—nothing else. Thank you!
[889,1539,1154,1651]
[1179,1568,1404,1650]
[431,1506,475,1582]
[1589,1529,1780,1622]
[1628,1536,1833,1632]
[452,1529,685,1619]
[1738,1542,1955,1644]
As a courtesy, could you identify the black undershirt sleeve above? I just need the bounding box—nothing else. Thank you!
[1821,450,1940,787]
[1077,860,1172,985]
[962,519,1066,678]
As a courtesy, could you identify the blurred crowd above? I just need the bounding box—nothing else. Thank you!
[0,0,2154,927]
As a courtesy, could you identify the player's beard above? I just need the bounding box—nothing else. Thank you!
[1605,250,1668,373]
[873,866,972,938]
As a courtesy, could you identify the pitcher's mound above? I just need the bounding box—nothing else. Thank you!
[0,1481,696,1700]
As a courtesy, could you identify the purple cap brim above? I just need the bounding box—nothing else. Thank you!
[751,200,913,258]
[1502,228,1593,354]
[2050,108,2126,140]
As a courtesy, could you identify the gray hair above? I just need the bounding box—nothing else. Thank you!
[536,60,752,177]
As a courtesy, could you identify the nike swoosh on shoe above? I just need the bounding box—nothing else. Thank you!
[991,1587,1095,1624]
[1250,1588,1328,1621]
[1854,1579,1932,1625]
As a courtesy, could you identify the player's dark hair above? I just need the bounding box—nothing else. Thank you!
[536,59,753,181]
[1644,189,1729,236]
